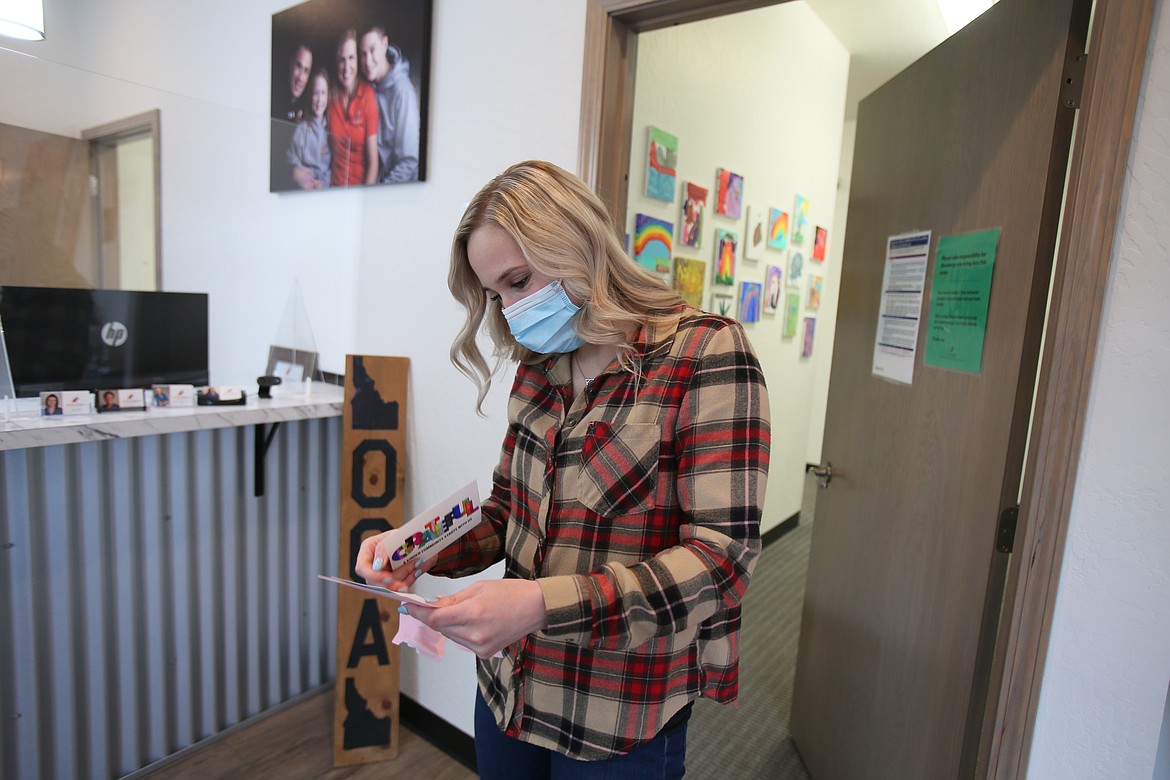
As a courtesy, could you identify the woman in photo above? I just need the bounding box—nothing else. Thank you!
[42,393,62,416]
[328,29,378,187]
[356,161,771,779]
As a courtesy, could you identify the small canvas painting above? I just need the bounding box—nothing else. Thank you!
[783,292,800,338]
[714,228,737,285]
[634,214,673,274]
[801,316,817,357]
[744,205,767,261]
[793,194,810,244]
[679,182,708,248]
[715,168,744,218]
[813,225,828,262]
[713,292,735,319]
[645,126,678,201]
[739,281,762,324]
[674,257,707,307]
[764,264,784,314]
[788,250,804,285]
[807,274,823,309]
[768,208,789,250]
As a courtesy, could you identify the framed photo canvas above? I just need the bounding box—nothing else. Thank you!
[679,182,708,248]
[715,168,744,218]
[267,345,319,382]
[645,126,678,201]
[270,0,432,193]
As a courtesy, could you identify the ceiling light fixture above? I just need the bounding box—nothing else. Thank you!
[936,0,996,36]
[0,0,45,41]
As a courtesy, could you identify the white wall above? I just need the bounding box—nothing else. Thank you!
[624,3,849,531]
[0,0,585,737]
[1029,1,1170,777]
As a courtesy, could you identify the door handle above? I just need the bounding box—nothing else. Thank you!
[805,461,834,490]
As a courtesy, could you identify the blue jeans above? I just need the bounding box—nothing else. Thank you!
[474,688,688,780]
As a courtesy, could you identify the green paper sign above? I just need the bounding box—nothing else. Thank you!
[924,228,1000,374]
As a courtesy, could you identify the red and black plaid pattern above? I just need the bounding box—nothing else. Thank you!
[432,308,770,760]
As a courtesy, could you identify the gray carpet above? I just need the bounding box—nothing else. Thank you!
[686,505,815,779]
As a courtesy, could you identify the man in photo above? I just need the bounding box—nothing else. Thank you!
[280,44,313,122]
[360,25,421,183]
[100,391,120,411]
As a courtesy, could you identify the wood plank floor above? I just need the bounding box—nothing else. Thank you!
[138,690,477,780]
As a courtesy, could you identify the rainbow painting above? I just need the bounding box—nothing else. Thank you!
[634,213,673,274]
[715,168,744,218]
[674,257,707,307]
[739,281,762,324]
[768,208,789,250]
[714,228,737,285]
[645,126,678,202]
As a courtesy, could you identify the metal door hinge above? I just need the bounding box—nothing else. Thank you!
[996,505,1019,554]
[1061,53,1087,109]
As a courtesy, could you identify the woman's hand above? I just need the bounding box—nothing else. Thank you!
[404,579,547,658]
[354,531,436,592]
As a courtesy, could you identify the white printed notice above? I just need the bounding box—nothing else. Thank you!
[872,231,932,384]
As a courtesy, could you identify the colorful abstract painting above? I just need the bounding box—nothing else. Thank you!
[674,257,707,307]
[744,205,767,261]
[764,264,784,314]
[801,316,817,357]
[813,225,828,262]
[768,208,789,250]
[634,214,673,274]
[679,182,708,248]
[713,292,735,319]
[793,194,810,244]
[715,168,744,218]
[788,250,804,285]
[739,281,762,323]
[783,293,800,338]
[714,228,737,285]
[645,126,678,202]
[807,274,823,309]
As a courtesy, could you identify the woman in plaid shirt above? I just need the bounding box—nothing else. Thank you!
[358,161,770,779]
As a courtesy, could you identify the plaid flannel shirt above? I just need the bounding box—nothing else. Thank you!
[432,307,770,760]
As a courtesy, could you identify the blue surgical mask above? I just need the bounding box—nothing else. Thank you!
[501,280,586,354]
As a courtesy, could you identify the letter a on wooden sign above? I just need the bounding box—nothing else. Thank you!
[334,355,408,767]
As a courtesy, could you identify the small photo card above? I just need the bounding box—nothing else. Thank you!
[40,391,91,416]
[97,388,146,413]
[39,391,66,417]
[152,384,196,407]
[197,386,246,406]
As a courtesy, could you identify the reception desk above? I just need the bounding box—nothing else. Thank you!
[0,386,344,780]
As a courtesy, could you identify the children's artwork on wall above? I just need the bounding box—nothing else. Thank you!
[744,205,767,261]
[793,194,810,244]
[714,228,737,285]
[679,182,708,248]
[788,250,804,285]
[634,214,673,274]
[645,126,678,202]
[713,292,735,319]
[674,257,707,307]
[768,208,789,250]
[813,225,828,262]
[715,168,744,218]
[783,292,800,338]
[807,274,823,309]
[739,281,762,324]
[801,316,817,357]
[764,264,784,314]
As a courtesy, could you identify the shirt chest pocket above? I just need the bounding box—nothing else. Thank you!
[577,422,661,518]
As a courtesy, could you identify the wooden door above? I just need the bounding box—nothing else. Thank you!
[789,1,1089,778]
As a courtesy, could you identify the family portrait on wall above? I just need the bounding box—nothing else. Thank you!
[270,0,432,193]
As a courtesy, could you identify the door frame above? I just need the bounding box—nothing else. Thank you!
[576,1,1157,777]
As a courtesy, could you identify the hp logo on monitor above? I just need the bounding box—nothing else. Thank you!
[101,321,129,347]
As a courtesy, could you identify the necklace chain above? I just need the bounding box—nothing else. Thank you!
[573,355,596,386]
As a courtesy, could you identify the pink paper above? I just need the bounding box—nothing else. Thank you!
[393,612,446,659]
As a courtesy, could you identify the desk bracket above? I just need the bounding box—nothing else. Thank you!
[254,421,282,497]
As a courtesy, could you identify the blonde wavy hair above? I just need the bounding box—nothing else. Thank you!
[449,160,686,411]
